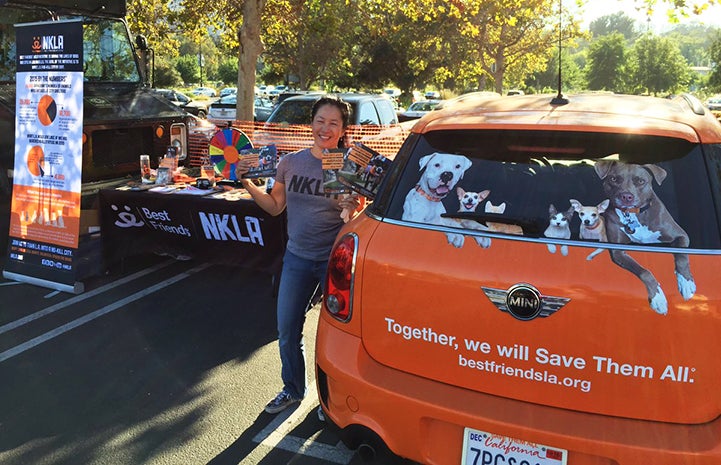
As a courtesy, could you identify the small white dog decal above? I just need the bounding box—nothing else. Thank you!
[403,153,486,248]
[570,198,610,260]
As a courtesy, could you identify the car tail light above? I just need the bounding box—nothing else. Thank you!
[324,233,357,322]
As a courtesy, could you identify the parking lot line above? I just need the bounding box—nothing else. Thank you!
[0,262,211,363]
[0,259,175,335]
[239,382,354,465]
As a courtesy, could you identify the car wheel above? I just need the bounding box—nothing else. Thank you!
[197,110,207,119]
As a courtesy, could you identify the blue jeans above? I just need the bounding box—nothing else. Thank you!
[277,250,327,399]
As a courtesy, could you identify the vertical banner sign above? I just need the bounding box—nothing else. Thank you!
[3,20,84,293]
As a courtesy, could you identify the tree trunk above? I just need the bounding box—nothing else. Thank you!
[493,46,506,95]
[236,0,266,122]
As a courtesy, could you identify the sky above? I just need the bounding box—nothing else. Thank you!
[573,0,721,31]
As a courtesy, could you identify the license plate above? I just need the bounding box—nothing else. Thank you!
[461,428,567,465]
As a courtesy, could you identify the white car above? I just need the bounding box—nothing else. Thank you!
[706,96,721,111]
[398,99,441,121]
[207,95,274,125]
[190,86,217,98]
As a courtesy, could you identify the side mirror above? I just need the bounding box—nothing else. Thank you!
[135,34,148,51]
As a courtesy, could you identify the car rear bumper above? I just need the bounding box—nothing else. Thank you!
[315,317,721,465]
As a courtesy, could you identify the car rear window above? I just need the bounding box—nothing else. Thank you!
[268,100,315,124]
[380,130,721,250]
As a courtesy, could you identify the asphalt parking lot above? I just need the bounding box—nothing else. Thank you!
[0,200,413,465]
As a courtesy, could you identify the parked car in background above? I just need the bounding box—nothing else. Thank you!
[706,96,721,111]
[219,87,237,98]
[153,89,210,118]
[398,99,441,121]
[384,88,401,99]
[424,90,441,99]
[257,92,400,156]
[266,92,399,126]
[316,92,721,464]
[207,94,274,125]
[190,86,217,98]
[275,90,324,107]
[254,96,275,122]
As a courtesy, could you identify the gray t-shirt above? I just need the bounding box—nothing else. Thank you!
[275,148,345,261]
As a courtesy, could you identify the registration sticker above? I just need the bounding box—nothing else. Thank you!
[461,428,567,465]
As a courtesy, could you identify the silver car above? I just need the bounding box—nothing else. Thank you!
[207,95,274,125]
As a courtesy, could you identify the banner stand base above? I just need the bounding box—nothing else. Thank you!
[2,270,84,294]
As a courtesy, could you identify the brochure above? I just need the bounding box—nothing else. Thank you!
[155,166,171,185]
[322,148,350,194]
[240,144,278,179]
[337,143,392,199]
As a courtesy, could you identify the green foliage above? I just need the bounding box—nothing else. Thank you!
[708,30,721,91]
[126,0,180,59]
[124,0,721,97]
[154,58,184,88]
[586,33,629,92]
[589,12,638,41]
[630,33,690,95]
[527,49,585,93]
[217,57,239,85]
[262,0,352,90]
[175,55,200,85]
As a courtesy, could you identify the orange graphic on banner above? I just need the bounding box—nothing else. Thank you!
[37,94,57,126]
[27,145,45,176]
[9,184,81,248]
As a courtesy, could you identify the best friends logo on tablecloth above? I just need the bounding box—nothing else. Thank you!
[106,199,266,245]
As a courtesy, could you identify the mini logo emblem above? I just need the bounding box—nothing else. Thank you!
[482,283,570,321]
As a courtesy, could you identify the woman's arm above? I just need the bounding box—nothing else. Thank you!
[236,158,287,216]
[239,178,286,216]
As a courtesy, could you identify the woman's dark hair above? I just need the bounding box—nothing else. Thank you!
[311,95,352,147]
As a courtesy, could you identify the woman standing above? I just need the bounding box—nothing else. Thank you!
[237,95,360,414]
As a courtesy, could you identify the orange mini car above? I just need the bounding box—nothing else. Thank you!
[315,93,721,464]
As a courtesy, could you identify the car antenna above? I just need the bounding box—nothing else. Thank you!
[551,0,569,105]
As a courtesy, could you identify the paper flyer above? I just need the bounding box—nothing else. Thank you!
[322,148,350,194]
[337,142,392,199]
[240,145,278,179]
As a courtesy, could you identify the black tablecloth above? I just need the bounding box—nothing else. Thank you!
[99,188,286,274]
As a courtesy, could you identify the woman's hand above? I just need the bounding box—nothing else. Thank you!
[339,193,364,223]
[234,158,252,179]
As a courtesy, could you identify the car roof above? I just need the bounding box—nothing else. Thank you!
[413,93,721,143]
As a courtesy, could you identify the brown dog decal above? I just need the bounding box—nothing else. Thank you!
[594,160,695,315]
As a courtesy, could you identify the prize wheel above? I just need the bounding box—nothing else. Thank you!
[208,128,253,180]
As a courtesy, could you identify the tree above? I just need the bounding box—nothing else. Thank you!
[589,12,638,41]
[346,0,464,94]
[180,0,266,121]
[663,23,716,66]
[262,0,351,90]
[126,0,180,59]
[586,33,629,92]
[217,57,240,85]
[457,0,585,94]
[175,55,200,85]
[154,58,184,88]
[709,30,721,91]
[630,33,690,95]
[527,48,585,93]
